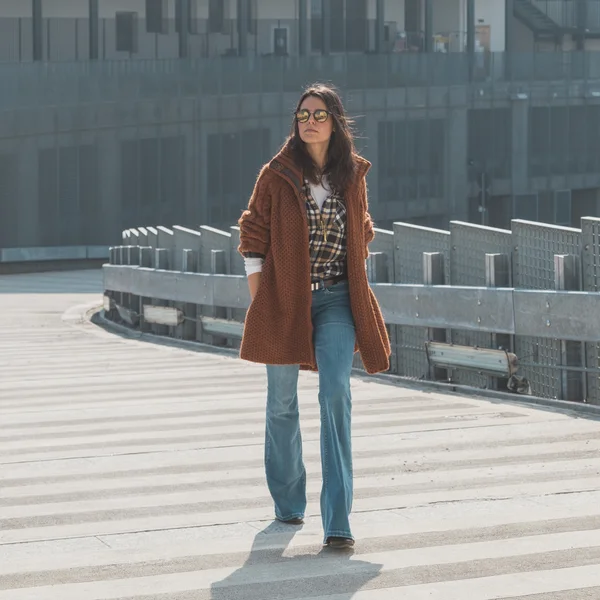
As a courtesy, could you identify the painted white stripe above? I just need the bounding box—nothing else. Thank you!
[1,418,548,465]
[2,417,595,480]
[4,478,600,545]
[2,454,600,505]
[0,396,453,427]
[298,566,600,599]
[2,515,600,576]
[3,537,600,600]
[0,407,526,452]
[0,402,463,437]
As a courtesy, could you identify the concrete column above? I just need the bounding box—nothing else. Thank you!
[424,0,433,52]
[505,0,514,78]
[32,0,43,61]
[445,108,469,221]
[375,0,385,54]
[238,0,249,57]
[177,0,190,58]
[322,0,331,56]
[97,128,121,245]
[298,0,308,56]
[576,0,587,51]
[466,0,475,57]
[17,138,39,246]
[466,0,475,53]
[511,99,529,195]
[89,0,99,60]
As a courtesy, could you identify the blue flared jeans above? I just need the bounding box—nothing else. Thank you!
[265,280,356,542]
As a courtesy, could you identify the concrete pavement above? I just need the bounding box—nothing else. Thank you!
[2,270,600,598]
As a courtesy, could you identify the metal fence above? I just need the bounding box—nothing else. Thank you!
[4,51,600,252]
[531,0,600,30]
[103,215,600,405]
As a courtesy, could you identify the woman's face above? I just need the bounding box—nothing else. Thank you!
[297,96,334,147]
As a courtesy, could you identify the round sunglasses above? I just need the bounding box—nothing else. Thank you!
[295,109,331,124]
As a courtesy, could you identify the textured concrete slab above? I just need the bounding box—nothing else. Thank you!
[1,270,600,598]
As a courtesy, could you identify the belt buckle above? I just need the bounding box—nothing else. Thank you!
[311,280,322,291]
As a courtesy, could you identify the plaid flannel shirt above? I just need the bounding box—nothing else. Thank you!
[304,180,347,283]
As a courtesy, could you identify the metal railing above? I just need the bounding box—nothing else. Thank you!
[530,0,600,31]
[3,51,600,110]
[102,217,600,405]
[530,0,577,28]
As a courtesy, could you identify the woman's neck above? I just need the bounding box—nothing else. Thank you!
[307,142,328,172]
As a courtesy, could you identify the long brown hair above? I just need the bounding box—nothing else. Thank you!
[283,83,356,193]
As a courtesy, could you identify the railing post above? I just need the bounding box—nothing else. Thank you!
[367,252,388,284]
[129,245,140,266]
[123,245,136,310]
[115,246,125,309]
[128,245,140,321]
[486,253,512,390]
[181,249,199,341]
[154,249,170,337]
[209,249,227,346]
[423,252,447,381]
[139,246,153,333]
[555,254,585,401]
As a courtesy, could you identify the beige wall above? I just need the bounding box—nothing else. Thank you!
[475,0,505,51]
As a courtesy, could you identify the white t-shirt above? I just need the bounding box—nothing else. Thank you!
[244,177,331,276]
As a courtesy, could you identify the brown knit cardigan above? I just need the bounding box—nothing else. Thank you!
[237,148,391,375]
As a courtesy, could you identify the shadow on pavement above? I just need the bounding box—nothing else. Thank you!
[210,521,383,600]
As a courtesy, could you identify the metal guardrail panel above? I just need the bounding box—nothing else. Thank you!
[374,285,515,333]
[512,220,582,398]
[581,217,600,404]
[513,289,600,342]
[103,213,600,405]
[393,223,451,285]
[393,223,450,379]
[105,264,600,341]
[450,221,513,387]
[103,265,250,309]
[450,222,513,285]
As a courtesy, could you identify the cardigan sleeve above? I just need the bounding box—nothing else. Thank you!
[364,210,375,246]
[361,178,375,255]
[238,168,272,258]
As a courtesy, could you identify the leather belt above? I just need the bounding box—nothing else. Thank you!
[311,275,347,291]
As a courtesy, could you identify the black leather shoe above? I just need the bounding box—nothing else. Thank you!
[277,517,304,525]
[326,536,355,549]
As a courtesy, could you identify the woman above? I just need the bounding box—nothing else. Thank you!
[238,84,390,549]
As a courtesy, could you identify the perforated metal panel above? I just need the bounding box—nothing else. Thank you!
[450,222,513,387]
[581,217,600,404]
[512,220,582,399]
[393,223,450,379]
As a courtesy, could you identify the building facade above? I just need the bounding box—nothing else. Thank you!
[2,1,600,249]
[3,0,600,62]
